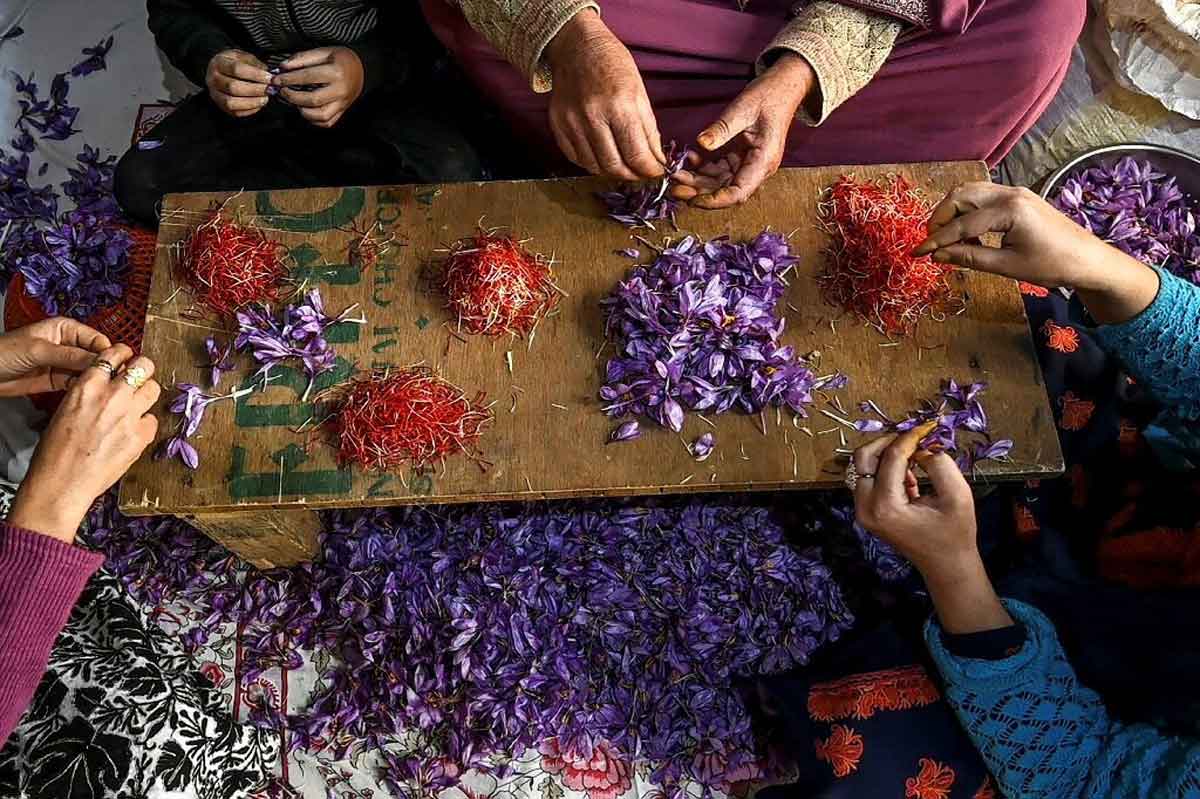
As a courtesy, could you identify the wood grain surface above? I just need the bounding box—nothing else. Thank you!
[118,161,1063,522]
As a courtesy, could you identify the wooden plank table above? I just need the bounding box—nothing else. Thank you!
[118,161,1064,567]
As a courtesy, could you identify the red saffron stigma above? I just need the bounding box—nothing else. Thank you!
[434,230,561,339]
[324,367,493,472]
[817,175,960,336]
[181,212,289,318]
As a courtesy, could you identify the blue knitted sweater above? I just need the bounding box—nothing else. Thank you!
[925,267,1200,799]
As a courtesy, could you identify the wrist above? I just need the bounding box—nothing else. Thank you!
[9,486,88,545]
[765,52,815,104]
[546,8,605,69]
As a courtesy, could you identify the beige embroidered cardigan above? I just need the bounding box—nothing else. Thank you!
[449,0,919,125]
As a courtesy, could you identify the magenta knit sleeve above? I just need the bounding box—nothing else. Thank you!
[0,522,103,748]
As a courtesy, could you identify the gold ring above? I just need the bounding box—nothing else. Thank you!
[91,358,117,376]
[123,366,149,389]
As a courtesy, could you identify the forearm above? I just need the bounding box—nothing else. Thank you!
[1088,257,1200,426]
[0,523,102,747]
[922,555,1013,635]
[1074,245,1161,327]
[147,0,241,87]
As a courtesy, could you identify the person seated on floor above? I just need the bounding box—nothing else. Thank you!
[0,321,157,747]
[423,0,1084,208]
[759,183,1200,799]
[114,0,484,227]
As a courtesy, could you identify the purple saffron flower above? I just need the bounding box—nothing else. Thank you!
[615,247,640,259]
[855,379,1013,474]
[597,143,690,230]
[158,435,199,469]
[70,36,114,77]
[203,336,235,388]
[690,432,715,461]
[235,290,362,398]
[608,420,640,443]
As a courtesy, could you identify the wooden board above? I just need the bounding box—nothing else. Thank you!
[119,162,1063,553]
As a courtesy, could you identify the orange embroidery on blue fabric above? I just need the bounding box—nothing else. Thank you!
[814,724,864,778]
[905,758,956,799]
[1058,391,1094,431]
[1019,281,1049,297]
[808,665,940,722]
[1042,320,1080,353]
[1013,504,1039,540]
[1098,526,1200,589]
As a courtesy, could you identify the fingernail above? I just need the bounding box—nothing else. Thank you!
[931,250,950,263]
[911,240,932,256]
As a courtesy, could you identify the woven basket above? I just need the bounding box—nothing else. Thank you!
[3,224,156,409]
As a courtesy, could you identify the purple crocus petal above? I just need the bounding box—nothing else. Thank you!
[608,420,640,443]
[854,419,886,433]
[690,432,715,461]
[974,438,1013,462]
[136,138,164,151]
[615,248,639,259]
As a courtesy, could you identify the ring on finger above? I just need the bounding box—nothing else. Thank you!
[844,461,875,492]
[123,366,149,389]
[91,358,117,376]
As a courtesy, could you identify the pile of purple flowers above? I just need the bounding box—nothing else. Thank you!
[597,145,689,229]
[84,495,860,798]
[236,289,364,398]
[601,231,845,435]
[855,379,1014,472]
[1052,156,1200,286]
[1,38,128,318]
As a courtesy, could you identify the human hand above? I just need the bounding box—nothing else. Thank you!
[206,49,272,118]
[0,318,111,397]
[545,9,666,180]
[852,426,1013,634]
[9,345,160,544]
[273,46,365,128]
[671,53,814,209]
[912,182,1161,324]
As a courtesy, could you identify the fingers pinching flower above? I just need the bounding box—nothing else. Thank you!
[851,423,980,582]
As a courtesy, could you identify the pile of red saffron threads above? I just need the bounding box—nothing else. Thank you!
[181,212,289,318]
[324,367,494,472]
[435,230,561,338]
[817,175,961,336]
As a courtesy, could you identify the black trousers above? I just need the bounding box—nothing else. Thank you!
[114,88,484,227]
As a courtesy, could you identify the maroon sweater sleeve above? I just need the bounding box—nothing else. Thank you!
[0,523,103,748]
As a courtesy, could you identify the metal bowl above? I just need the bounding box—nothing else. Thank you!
[1040,143,1200,202]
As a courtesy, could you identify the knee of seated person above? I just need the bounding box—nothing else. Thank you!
[413,143,484,184]
[1005,0,1086,84]
[113,147,163,226]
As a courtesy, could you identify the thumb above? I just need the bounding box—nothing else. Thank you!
[697,96,757,152]
[917,452,971,507]
[281,48,333,71]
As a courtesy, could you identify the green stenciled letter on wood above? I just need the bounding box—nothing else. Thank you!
[226,445,351,500]
[255,188,365,232]
[289,243,363,286]
[234,358,355,428]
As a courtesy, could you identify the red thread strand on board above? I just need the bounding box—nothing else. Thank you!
[326,367,493,472]
[181,213,289,318]
[436,230,561,338]
[817,175,959,336]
